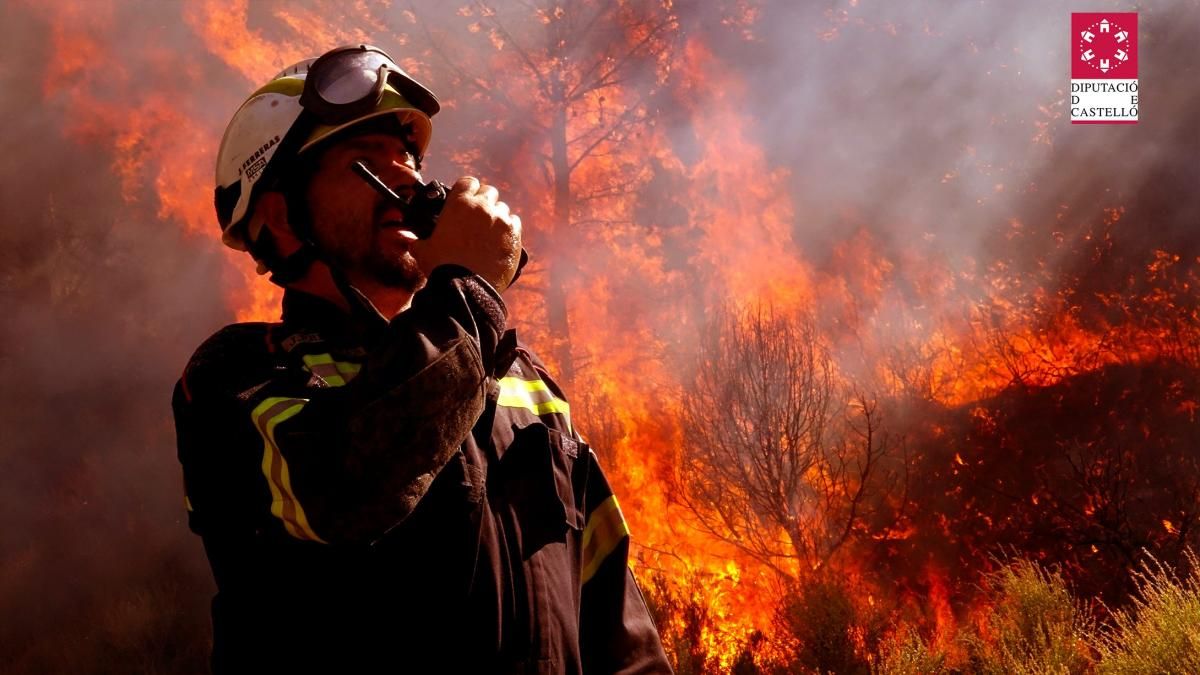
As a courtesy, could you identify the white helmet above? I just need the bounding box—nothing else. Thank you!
[214,45,440,252]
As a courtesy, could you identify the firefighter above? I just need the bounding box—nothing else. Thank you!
[174,45,671,673]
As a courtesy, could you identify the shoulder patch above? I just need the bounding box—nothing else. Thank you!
[280,331,324,352]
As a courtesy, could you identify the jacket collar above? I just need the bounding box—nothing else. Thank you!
[280,287,389,341]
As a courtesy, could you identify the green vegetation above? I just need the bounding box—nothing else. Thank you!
[963,559,1093,675]
[874,627,948,675]
[651,551,1200,675]
[1096,551,1200,674]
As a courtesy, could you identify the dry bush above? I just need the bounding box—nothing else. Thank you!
[677,305,901,578]
[965,559,1094,675]
[872,627,948,675]
[1096,550,1200,674]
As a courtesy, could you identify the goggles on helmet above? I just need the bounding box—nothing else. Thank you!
[298,45,437,126]
[215,45,441,255]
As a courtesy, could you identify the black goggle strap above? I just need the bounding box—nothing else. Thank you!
[263,237,319,286]
[250,109,329,285]
[260,112,385,318]
[225,108,310,282]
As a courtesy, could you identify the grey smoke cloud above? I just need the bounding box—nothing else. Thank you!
[710,1,1199,261]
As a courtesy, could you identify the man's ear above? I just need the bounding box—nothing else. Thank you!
[248,191,304,258]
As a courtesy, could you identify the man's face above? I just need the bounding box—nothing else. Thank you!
[302,130,424,290]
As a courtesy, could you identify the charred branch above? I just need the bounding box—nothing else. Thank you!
[676,305,907,580]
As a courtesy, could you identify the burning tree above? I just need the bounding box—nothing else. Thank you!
[413,0,683,381]
[676,305,905,579]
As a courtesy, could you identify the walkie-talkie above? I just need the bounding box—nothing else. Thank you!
[351,160,448,240]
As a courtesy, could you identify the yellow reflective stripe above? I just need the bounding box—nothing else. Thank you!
[251,397,327,543]
[184,495,194,512]
[247,76,303,100]
[301,353,361,387]
[301,354,342,386]
[581,495,629,584]
[506,377,550,392]
[497,376,571,418]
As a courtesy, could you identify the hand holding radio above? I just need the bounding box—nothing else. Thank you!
[423,176,523,292]
[351,162,522,292]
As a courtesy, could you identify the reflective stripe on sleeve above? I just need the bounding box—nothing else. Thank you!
[301,353,361,387]
[251,396,327,543]
[497,376,571,425]
[581,495,630,584]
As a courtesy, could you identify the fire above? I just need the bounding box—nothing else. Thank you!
[560,36,820,667]
[18,0,1200,670]
[925,564,958,651]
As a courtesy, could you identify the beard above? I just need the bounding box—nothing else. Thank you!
[311,204,426,293]
[362,245,424,291]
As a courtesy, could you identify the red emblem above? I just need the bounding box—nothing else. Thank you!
[1072,13,1137,79]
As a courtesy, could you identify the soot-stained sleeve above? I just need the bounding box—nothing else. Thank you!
[174,267,506,547]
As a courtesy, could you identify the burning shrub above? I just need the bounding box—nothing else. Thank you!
[641,570,723,675]
[870,359,1200,612]
[773,575,886,675]
[1096,551,1200,674]
[730,631,768,675]
[964,559,1094,674]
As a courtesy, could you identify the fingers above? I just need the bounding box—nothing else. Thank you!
[452,176,499,204]
[452,176,480,194]
[417,176,523,292]
[478,184,499,205]
[450,176,518,231]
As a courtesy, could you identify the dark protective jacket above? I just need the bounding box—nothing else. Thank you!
[173,267,671,674]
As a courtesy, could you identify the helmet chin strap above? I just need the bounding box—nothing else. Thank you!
[263,181,387,320]
[262,241,320,286]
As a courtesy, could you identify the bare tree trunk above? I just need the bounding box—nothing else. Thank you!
[546,96,575,383]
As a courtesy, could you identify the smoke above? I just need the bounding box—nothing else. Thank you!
[0,4,228,669]
[671,0,1200,396]
[1,0,1198,668]
[706,0,1200,262]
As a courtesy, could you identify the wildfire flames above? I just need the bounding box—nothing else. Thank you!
[5,0,1200,671]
